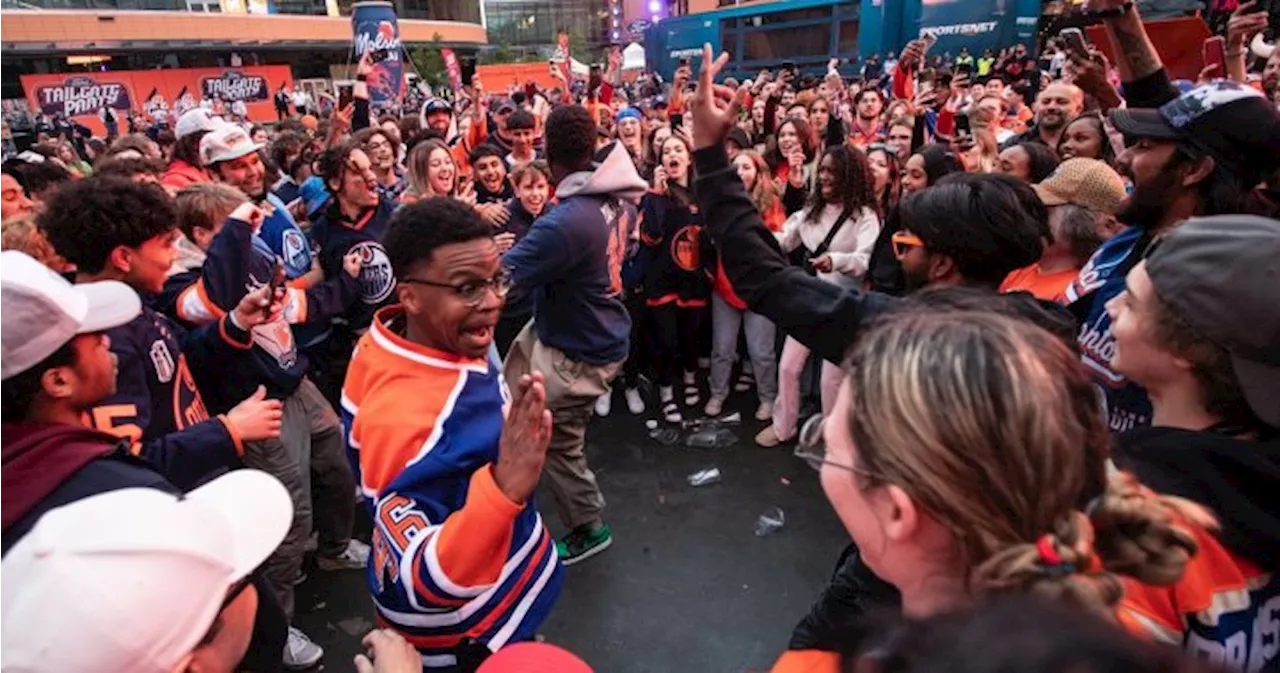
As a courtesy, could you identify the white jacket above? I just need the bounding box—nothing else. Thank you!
[777,204,881,288]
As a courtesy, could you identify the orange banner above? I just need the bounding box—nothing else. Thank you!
[21,65,294,137]
[1086,17,1211,84]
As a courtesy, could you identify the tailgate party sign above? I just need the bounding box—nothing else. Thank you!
[21,65,293,137]
[32,76,133,118]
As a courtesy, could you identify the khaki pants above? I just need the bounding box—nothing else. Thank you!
[242,376,354,620]
[503,322,622,532]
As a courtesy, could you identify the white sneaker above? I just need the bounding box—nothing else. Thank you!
[284,626,324,669]
[594,392,612,417]
[755,401,774,422]
[625,387,645,415]
[659,386,681,422]
[316,539,370,571]
[704,396,726,417]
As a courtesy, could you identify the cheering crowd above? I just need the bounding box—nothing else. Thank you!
[2,0,1279,670]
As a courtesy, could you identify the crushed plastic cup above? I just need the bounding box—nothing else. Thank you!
[755,506,786,537]
[686,427,737,448]
[687,467,722,487]
[649,427,682,446]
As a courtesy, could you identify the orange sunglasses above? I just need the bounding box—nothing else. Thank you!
[891,231,924,258]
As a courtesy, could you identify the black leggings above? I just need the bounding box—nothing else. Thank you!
[647,303,702,388]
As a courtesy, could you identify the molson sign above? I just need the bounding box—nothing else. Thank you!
[201,70,270,102]
[33,75,133,117]
[351,1,404,104]
[21,65,292,137]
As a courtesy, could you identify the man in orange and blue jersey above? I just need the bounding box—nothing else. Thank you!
[342,197,561,669]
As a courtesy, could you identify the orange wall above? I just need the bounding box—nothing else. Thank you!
[1,9,486,46]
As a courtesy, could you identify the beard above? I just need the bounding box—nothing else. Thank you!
[1117,167,1181,230]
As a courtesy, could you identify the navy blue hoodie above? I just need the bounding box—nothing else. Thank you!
[502,143,646,365]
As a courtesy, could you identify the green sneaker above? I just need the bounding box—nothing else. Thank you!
[555,523,612,566]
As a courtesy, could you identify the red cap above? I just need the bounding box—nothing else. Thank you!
[477,643,593,673]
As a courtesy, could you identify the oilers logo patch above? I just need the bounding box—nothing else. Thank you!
[281,228,310,273]
[351,241,395,305]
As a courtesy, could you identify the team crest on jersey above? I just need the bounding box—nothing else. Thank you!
[150,340,175,383]
[671,225,702,272]
[281,229,309,272]
[351,241,395,305]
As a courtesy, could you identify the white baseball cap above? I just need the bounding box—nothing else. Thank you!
[1,251,141,380]
[199,123,262,167]
[1,470,292,673]
[175,107,223,139]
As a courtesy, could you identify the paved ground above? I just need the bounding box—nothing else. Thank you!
[295,385,851,672]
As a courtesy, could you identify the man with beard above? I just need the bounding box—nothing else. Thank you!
[1063,79,1280,433]
[847,89,885,148]
[1002,81,1082,149]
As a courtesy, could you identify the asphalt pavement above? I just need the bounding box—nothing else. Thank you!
[294,383,851,672]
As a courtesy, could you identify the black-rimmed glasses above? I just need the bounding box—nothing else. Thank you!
[400,269,512,307]
[793,413,879,480]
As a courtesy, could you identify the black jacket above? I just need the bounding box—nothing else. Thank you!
[1113,426,1280,570]
[694,143,895,366]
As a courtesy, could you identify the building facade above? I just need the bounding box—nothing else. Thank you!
[1,2,486,100]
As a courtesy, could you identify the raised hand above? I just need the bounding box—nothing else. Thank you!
[688,43,745,150]
[1227,2,1269,51]
[492,373,553,504]
[343,250,364,278]
[230,283,284,331]
[229,201,265,230]
[225,385,284,442]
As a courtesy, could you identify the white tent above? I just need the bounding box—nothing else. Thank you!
[622,42,646,71]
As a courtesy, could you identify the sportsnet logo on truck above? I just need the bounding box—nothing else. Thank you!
[34,76,132,117]
[201,71,269,102]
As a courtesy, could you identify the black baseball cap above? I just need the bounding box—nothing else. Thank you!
[1109,80,1280,187]
[1144,214,1280,427]
[726,127,751,150]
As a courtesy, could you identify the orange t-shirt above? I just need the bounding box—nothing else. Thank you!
[770,649,841,673]
[999,264,1080,302]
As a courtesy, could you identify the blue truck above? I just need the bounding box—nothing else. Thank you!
[644,0,1044,81]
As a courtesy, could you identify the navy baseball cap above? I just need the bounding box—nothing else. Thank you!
[1109,80,1280,186]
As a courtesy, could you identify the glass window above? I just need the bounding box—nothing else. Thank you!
[742,24,831,61]
[719,28,736,58]
[760,5,829,25]
[837,19,858,55]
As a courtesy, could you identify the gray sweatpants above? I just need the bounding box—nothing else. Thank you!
[709,293,778,404]
[242,377,354,620]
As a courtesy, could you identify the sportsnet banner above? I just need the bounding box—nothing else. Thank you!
[20,65,293,137]
[917,0,1035,56]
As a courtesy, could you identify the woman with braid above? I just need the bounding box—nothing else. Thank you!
[771,306,1208,672]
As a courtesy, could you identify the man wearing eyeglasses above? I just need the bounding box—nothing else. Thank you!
[342,197,563,667]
